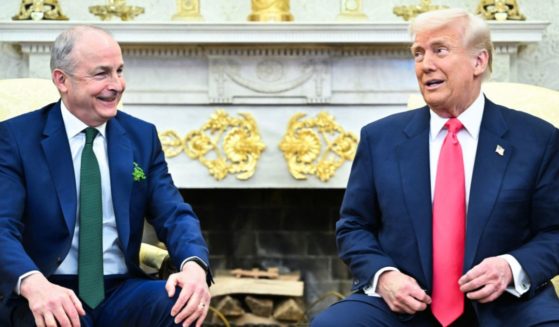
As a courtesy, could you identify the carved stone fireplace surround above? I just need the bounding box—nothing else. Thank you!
[0,20,549,317]
[0,21,548,188]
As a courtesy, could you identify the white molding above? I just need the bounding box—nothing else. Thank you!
[0,20,550,45]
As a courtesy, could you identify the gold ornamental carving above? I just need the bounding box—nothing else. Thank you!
[337,0,368,21]
[89,0,144,21]
[477,0,525,21]
[160,110,266,181]
[279,112,357,182]
[248,0,294,22]
[172,0,203,21]
[13,0,69,20]
[393,0,448,21]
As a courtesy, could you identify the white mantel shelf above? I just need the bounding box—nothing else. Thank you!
[0,20,550,45]
[0,20,550,188]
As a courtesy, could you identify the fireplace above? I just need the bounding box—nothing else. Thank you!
[0,20,547,323]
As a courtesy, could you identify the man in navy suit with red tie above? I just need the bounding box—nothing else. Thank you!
[312,8,559,326]
[0,26,212,326]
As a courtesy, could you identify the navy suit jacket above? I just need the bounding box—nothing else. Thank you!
[337,97,559,324]
[0,101,210,311]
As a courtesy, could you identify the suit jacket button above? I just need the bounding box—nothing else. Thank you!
[353,279,359,285]
[0,295,4,301]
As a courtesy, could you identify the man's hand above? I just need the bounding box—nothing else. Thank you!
[459,256,512,303]
[165,261,211,327]
[377,270,431,314]
[20,273,85,327]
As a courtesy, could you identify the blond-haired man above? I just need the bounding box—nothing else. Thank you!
[312,8,559,326]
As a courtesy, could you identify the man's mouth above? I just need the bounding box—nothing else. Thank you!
[425,79,444,87]
[97,93,119,103]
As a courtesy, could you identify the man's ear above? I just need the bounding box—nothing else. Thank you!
[52,69,68,93]
[473,49,489,77]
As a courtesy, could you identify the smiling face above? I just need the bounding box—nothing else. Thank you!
[411,22,488,117]
[52,29,125,127]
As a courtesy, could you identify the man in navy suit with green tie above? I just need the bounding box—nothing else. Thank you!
[0,25,212,326]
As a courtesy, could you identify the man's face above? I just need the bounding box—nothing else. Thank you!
[56,30,125,126]
[411,23,485,117]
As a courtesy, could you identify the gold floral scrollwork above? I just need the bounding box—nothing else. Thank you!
[159,110,266,181]
[89,0,145,21]
[159,130,184,158]
[279,112,358,182]
[393,0,448,21]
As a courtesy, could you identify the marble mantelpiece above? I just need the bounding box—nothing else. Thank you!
[0,21,548,187]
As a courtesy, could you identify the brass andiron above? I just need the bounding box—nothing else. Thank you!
[336,0,368,21]
[89,0,145,21]
[172,0,203,21]
[477,0,526,21]
[248,0,294,22]
[279,112,357,182]
[393,0,448,21]
[13,0,69,20]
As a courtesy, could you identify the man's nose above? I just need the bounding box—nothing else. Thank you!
[421,52,437,72]
[107,73,125,91]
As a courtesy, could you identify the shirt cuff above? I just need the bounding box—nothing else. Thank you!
[363,267,399,297]
[180,256,209,273]
[500,254,530,297]
[16,270,41,295]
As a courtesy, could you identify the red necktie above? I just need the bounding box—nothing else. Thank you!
[432,118,466,326]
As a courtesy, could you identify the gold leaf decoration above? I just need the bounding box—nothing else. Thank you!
[89,0,144,21]
[159,130,184,158]
[476,0,526,21]
[393,0,448,21]
[13,0,69,20]
[279,112,358,182]
[159,110,266,181]
[248,0,294,22]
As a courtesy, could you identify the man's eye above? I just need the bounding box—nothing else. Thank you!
[414,52,424,62]
[435,47,448,55]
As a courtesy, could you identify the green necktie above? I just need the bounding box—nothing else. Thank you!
[78,127,105,308]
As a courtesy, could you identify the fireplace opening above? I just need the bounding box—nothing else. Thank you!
[178,188,352,323]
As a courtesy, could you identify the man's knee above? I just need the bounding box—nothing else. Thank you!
[98,279,179,327]
[310,294,402,327]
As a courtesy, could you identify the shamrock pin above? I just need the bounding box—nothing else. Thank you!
[132,162,146,182]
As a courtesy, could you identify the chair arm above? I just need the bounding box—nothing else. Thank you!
[139,242,176,279]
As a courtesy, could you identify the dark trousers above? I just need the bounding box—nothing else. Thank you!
[8,275,183,327]
[310,288,559,327]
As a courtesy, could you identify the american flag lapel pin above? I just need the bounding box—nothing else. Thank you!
[495,145,505,156]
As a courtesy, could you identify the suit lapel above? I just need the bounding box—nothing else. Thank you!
[464,98,511,269]
[106,116,133,251]
[396,107,433,287]
[41,102,77,233]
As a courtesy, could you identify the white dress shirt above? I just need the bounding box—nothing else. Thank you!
[365,92,530,297]
[55,101,127,275]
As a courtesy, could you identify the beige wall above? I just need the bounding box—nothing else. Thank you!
[1,0,558,89]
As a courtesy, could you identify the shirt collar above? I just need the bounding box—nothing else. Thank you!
[429,91,484,140]
[60,101,107,140]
